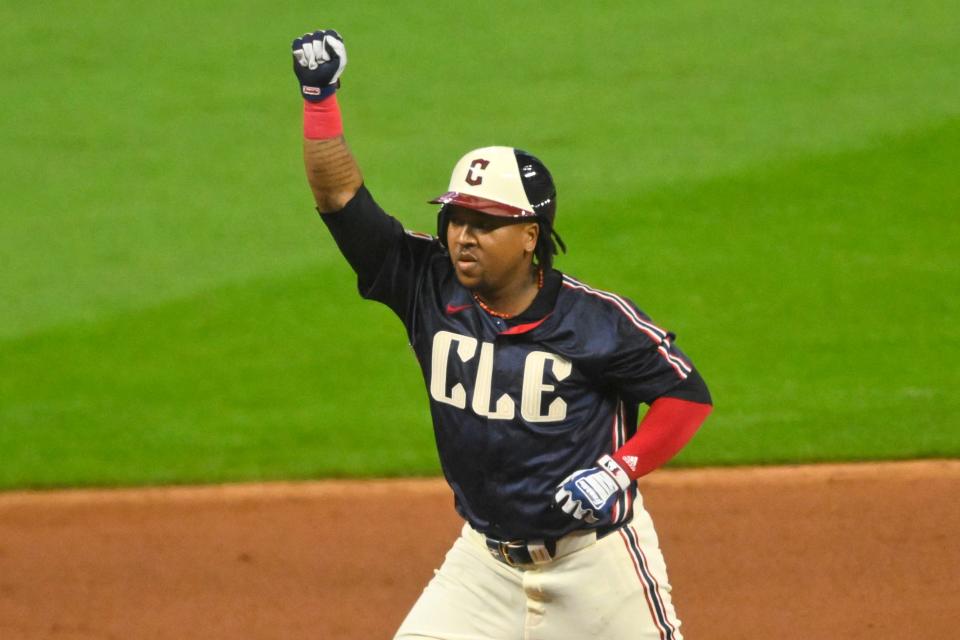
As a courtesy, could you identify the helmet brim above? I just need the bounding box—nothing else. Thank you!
[429,192,537,219]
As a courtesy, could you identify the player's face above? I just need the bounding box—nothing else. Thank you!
[446,206,539,294]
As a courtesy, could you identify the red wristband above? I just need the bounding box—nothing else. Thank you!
[303,94,343,139]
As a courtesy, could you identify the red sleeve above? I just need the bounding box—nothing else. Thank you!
[611,397,713,479]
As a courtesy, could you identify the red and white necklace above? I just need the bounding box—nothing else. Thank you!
[472,269,544,319]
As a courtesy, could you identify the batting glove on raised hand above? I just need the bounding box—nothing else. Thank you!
[292,29,347,102]
[554,455,632,524]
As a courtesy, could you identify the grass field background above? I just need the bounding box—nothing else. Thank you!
[2,1,958,488]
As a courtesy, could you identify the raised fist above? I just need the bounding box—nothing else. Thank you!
[292,29,347,102]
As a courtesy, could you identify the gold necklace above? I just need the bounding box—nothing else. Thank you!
[473,269,544,319]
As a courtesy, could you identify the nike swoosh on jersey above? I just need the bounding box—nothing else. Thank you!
[446,303,472,315]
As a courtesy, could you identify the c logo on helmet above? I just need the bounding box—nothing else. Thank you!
[465,158,490,186]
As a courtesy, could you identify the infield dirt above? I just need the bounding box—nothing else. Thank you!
[1,460,958,639]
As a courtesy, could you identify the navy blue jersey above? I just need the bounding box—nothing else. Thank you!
[322,186,708,540]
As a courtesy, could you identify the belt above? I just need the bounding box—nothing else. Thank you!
[484,537,556,566]
[481,522,624,568]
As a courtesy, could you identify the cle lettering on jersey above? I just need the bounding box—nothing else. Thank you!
[429,330,571,422]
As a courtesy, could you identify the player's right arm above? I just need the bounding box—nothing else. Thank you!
[292,30,363,212]
[291,30,433,323]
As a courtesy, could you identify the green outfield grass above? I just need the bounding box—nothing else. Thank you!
[2,1,958,488]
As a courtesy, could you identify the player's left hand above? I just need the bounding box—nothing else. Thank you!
[554,455,632,524]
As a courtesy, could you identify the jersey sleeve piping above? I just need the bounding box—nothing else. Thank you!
[609,399,635,525]
[560,274,692,380]
[405,230,435,242]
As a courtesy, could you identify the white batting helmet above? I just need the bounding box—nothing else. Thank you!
[430,146,557,222]
[431,146,566,265]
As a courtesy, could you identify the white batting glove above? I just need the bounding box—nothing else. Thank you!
[554,455,632,524]
[291,29,347,101]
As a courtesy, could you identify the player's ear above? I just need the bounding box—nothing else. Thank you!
[522,221,539,253]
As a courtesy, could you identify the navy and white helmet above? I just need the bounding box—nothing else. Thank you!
[430,146,565,263]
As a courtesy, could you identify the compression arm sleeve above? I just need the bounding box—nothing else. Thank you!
[612,373,713,480]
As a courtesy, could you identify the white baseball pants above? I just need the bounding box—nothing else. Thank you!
[394,500,682,640]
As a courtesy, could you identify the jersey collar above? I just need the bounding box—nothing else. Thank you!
[446,269,562,335]
[499,268,561,334]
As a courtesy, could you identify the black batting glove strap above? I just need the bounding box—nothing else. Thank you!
[292,29,347,102]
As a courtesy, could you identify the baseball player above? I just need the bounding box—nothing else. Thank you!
[292,30,713,640]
